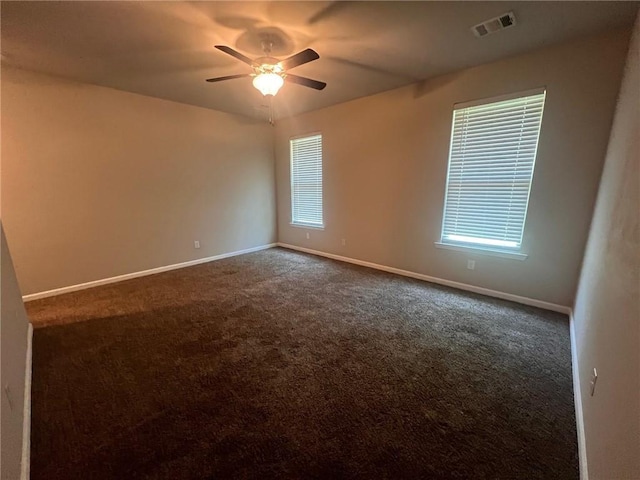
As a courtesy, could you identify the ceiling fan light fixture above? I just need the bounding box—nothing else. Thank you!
[253,72,284,96]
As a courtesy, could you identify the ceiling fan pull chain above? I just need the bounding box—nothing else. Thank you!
[268,96,275,126]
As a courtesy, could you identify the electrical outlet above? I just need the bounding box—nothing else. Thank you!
[306,232,310,240]
[590,368,598,396]
[341,238,346,246]
[467,260,476,270]
[194,240,200,249]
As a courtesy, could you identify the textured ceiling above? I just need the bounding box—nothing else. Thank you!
[1,1,637,120]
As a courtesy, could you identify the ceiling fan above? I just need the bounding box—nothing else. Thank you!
[206,42,327,97]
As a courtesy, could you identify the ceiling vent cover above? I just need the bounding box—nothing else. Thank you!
[472,12,516,38]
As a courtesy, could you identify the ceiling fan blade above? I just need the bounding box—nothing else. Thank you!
[285,74,326,91]
[279,48,319,70]
[205,74,251,83]
[215,45,254,66]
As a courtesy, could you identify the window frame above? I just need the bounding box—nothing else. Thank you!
[290,132,324,229]
[435,88,547,260]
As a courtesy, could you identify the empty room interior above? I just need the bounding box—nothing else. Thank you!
[1,1,639,479]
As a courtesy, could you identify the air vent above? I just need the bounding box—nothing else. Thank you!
[472,12,516,38]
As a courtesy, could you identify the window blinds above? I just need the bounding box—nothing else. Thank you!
[441,90,546,250]
[291,134,323,227]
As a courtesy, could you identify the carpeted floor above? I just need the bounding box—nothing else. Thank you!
[26,247,578,479]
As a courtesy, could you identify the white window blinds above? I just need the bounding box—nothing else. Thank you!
[441,90,546,250]
[291,134,323,227]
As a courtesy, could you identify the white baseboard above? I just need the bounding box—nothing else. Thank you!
[22,243,277,302]
[569,312,589,480]
[21,323,33,480]
[276,243,571,314]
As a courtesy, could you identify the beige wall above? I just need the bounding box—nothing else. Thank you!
[274,29,630,307]
[1,223,31,479]
[573,15,639,480]
[1,66,276,295]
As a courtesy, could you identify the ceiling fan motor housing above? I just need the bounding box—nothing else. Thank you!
[253,57,284,75]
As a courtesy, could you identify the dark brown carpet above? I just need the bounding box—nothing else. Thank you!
[26,247,578,479]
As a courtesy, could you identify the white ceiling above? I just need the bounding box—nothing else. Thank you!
[2,1,637,120]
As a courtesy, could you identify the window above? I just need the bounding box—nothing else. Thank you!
[438,89,546,255]
[291,134,323,228]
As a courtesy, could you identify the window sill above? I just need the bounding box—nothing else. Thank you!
[290,222,325,230]
[434,242,528,260]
